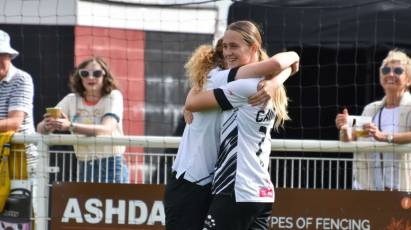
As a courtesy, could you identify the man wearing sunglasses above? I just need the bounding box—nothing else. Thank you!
[335,49,411,192]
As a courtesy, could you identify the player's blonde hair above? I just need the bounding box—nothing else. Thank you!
[184,39,225,90]
[227,20,290,129]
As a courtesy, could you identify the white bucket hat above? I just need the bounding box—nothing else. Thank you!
[0,30,19,59]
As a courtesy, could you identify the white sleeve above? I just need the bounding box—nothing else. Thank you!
[103,90,123,122]
[208,67,240,89]
[8,74,33,114]
[56,94,75,119]
[213,78,261,110]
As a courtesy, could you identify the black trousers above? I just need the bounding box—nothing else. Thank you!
[164,172,212,230]
[202,194,273,230]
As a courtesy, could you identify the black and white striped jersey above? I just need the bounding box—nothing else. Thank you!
[211,69,275,203]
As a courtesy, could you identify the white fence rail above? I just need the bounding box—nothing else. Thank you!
[12,133,411,152]
[8,133,411,230]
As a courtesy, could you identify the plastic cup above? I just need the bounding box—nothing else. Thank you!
[46,107,62,119]
[348,115,372,138]
[354,130,369,138]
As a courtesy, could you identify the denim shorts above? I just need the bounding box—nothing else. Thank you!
[78,156,129,183]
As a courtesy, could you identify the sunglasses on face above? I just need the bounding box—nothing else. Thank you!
[381,66,404,75]
[79,69,104,78]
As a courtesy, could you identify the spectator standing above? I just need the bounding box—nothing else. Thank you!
[336,49,411,191]
[0,29,36,174]
[37,57,128,183]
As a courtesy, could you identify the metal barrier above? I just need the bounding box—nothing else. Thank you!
[9,133,411,230]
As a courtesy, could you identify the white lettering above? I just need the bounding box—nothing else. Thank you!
[84,198,103,224]
[147,201,165,225]
[316,217,324,229]
[329,218,337,229]
[128,200,148,225]
[270,216,293,228]
[296,217,306,229]
[61,198,83,223]
[296,217,313,229]
[60,198,166,225]
[306,217,313,228]
[362,220,370,230]
[340,218,349,230]
[316,217,371,230]
[105,199,126,224]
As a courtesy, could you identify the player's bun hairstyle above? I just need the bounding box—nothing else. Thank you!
[227,20,290,129]
[185,39,225,90]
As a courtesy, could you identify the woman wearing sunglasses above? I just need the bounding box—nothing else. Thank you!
[335,49,411,192]
[37,57,129,183]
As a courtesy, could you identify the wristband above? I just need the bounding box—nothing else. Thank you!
[69,122,76,133]
[386,134,394,143]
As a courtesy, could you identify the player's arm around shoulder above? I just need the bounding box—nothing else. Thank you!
[235,51,300,80]
[185,79,252,112]
[185,87,218,112]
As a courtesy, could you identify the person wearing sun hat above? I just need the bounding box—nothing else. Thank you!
[0,30,19,59]
[0,29,40,228]
[0,29,37,170]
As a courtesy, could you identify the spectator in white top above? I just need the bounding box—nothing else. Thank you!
[0,29,36,171]
[336,49,411,192]
[37,57,128,183]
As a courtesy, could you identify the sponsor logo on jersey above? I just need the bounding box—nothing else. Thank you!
[259,187,274,197]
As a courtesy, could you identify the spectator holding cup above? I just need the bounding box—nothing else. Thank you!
[335,49,411,191]
[37,57,128,183]
[45,107,62,119]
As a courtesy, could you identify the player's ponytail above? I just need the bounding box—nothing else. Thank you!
[258,48,290,129]
[272,85,290,130]
[229,20,290,129]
